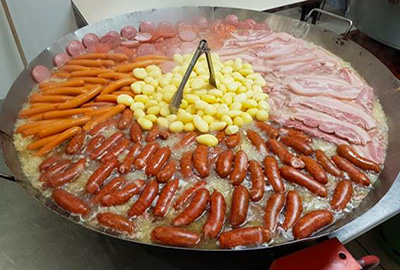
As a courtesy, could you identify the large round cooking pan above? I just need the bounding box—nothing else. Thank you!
[0,6,399,251]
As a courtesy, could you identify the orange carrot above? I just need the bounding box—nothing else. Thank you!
[114,59,168,73]
[27,134,58,150]
[70,69,113,77]
[56,85,103,110]
[39,79,85,90]
[85,106,113,116]
[100,77,136,95]
[29,94,73,103]
[36,126,81,156]
[42,87,88,96]
[95,95,117,102]
[69,77,109,84]
[19,104,58,117]
[83,104,125,131]
[66,59,115,67]
[29,108,94,120]
[37,115,91,138]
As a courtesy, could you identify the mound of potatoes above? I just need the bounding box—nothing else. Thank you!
[116,53,270,146]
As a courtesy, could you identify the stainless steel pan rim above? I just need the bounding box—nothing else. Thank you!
[1,6,399,251]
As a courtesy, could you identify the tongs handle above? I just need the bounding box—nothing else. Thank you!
[169,40,216,113]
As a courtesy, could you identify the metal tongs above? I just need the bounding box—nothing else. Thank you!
[169,39,217,113]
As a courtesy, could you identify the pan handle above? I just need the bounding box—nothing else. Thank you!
[305,8,354,37]
[0,172,16,182]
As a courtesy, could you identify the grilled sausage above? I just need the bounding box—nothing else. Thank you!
[86,158,119,194]
[180,151,193,179]
[101,138,131,163]
[193,144,209,178]
[247,130,267,153]
[172,188,210,226]
[264,193,285,232]
[337,144,381,173]
[156,160,176,183]
[282,190,303,231]
[52,188,90,215]
[280,166,327,197]
[134,142,160,169]
[145,125,160,142]
[225,133,241,149]
[151,226,200,247]
[266,139,304,169]
[215,149,235,178]
[117,109,133,130]
[219,227,272,248]
[315,150,342,177]
[332,155,370,186]
[281,128,312,143]
[90,131,124,160]
[293,210,334,239]
[230,150,248,186]
[145,147,171,176]
[153,179,179,217]
[174,131,196,149]
[46,158,86,188]
[230,185,250,227]
[281,136,313,155]
[129,120,142,143]
[203,191,226,239]
[101,180,145,206]
[85,135,105,153]
[174,181,207,209]
[92,176,125,204]
[264,156,285,193]
[119,143,141,174]
[249,160,265,202]
[65,131,86,154]
[39,155,59,172]
[39,160,71,182]
[301,155,328,184]
[128,180,159,217]
[331,180,353,210]
[89,119,117,136]
[256,121,279,139]
[97,212,134,233]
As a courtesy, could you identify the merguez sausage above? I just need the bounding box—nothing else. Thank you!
[266,139,304,169]
[230,150,248,186]
[153,179,179,218]
[331,180,353,210]
[249,160,265,202]
[256,121,279,139]
[203,191,226,239]
[128,180,159,217]
[86,158,119,194]
[65,131,86,155]
[193,145,209,178]
[89,131,124,160]
[215,149,235,178]
[230,185,250,227]
[282,190,303,231]
[130,120,143,143]
[264,193,285,232]
[174,132,196,149]
[219,227,272,249]
[315,150,342,177]
[145,125,160,142]
[225,133,241,149]
[92,176,125,204]
[134,142,160,169]
[180,151,193,179]
[39,156,59,172]
[151,226,200,247]
[337,144,381,172]
[172,188,210,226]
[174,181,206,210]
[264,156,285,193]
[85,135,105,153]
[118,109,133,130]
[301,155,328,185]
[119,143,141,174]
[247,130,267,152]
[39,160,71,182]
[97,212,134,233]
[145,146,171,176]
[88,119,117,136]
[101,138,131,163]
[332,155,370,186]
[46,158,86,188]
[156,160,176,183]
[281,136,313,155]
[52,188,90,215]
[280,166,327,197]
[101,180,145,206]
[293,210,334,239]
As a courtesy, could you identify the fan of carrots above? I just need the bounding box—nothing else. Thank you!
[16,53,170,157]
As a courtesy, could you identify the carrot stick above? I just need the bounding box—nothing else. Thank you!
[69,77,109,84]
[19,104,58,117]
[52,73,71,78]
[80,102,115,108]
[16,119,59,133]
[112,91,134,97]
[27,134,58,150]
[29,94,73,103]
[36,126,81,156]
[37,115,91,138]
[95,95,117,102]
[66,59,115,67]
[97,72,131,80]
[100,77,136,95]
[29,108,94,120]
[83,104,125,131]
[56,85,103,110]
[42,87,88,96]
[85,106,113,116]
[60,65,91,72]
[39,79,85,90]
[70,69,113,77]
[114,59,168,73]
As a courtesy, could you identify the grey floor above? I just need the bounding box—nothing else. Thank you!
[275,4,400,270]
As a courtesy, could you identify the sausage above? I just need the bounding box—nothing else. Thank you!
[128,180,159,217]
[247,130,267,152]
[337,144,381,173]
[215,149,235,178]
[31,65,51,83]
[135,32,153,42]
[224,14,240,26]
[193,144,209,178]
[85,135,104,154]
[53,52,71,67]
[292,210,334,239]
[249,160,265,202]
[159,129,170,140]
[266,139,304,169]
[89,131,124,160]
[315,150,342,177]
[118,109,133,130]
[225,133,241,149]
[280,166,328,197]
[100,31,121,49]
[282,190,303,231]
[157,21,177,38]
[151,226,200,247]
[281,136,314,155]
[180,151,193,179]
[174,131,196,149]
[153,179,179,217]
[88,119,117,136]
[282,128,312,143]
[82,33,100,48]
[101,138,131,163]
[256,121,279,139]
[101,180,145,206]
[172,188,210,226]
[145,125,160,142]
[120,25,137,40]
[86,158,119,194]
[119,143,141,174]
[46,158,86,188]
[230,185,250,227]
[203,191,226,239]
[216,131,225,144]
[145,146,171,176]
[332,155,370,186]
[219,227,272,249]
[39,160,71,182]
[331,180,353,210]
[97,212,134,233]
[156,160,176,183]
[52,188,90,215]
[174,181,207,209]
[39,156,59,172]
[66,40,85,56]
[129,120,143,143]
[92,176,125,204]
[264,156,285,193]
[65,131,86,155]
[301,155,328,184]
[230,150,248,186]
[179,30,197,42]
[264,193,285,232]
[134,142,160,169]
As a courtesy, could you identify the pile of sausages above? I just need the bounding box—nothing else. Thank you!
[37,114,381,249]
